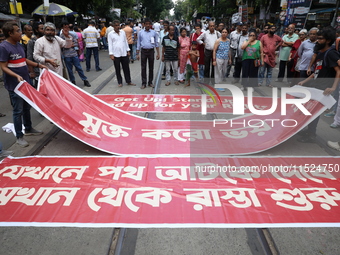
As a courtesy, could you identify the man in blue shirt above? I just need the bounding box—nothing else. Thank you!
[136,18,160,89]
[0,21,46,147]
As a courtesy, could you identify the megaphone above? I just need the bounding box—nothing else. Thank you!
[201,16,207,23]
[211,17,216,22]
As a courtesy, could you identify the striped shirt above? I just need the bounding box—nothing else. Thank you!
[83,25,100,48]
[0,41,29,91]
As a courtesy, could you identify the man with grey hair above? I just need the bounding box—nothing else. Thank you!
[33,22,66,76]
[197,21,221,80]
[297,27,318,78]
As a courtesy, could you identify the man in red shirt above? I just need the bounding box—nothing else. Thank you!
[259,25,282,87]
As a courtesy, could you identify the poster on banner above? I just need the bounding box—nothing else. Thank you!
[95,94,276,113]
[14,69,335,156]
[1,156,340,227]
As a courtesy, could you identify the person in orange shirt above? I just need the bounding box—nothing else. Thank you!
[100,23,107,50]
[123,21,134,63]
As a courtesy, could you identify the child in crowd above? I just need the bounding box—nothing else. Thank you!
[186,41,199,87]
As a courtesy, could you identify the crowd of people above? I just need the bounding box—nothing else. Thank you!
[0,18,340,155]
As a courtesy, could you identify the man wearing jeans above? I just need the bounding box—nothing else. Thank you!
[60,22,91,87]
[0,21,46,147]
[83,21,102,72]
[259,25,282,87]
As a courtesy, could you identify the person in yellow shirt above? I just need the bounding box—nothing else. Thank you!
[100,23,107,50]
[21,24,33,45]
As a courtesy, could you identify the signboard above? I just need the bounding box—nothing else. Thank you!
[285,0,312,29]
[1,155,340,227]
[14,70,334,156]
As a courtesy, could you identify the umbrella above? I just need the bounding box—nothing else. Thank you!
[31,3,76,16]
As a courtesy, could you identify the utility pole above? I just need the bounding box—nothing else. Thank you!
[331,0,340,27]
[11,0,20,23]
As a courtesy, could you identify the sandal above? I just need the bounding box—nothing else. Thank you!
[165,82,171,86]
[118,84,123,87]
[127,83,136,86]
[0,113,5,117]
[179,80,185,84]
[185,84,190,87]
[174,81,179,85]
[266,84,273,88]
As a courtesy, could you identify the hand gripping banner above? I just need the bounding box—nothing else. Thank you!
[14,70,334,156]
[1,156,340,227]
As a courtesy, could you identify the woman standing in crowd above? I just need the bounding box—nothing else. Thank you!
[240,29,263,89]
[288,29,307,85]
[213,27,231,87]
[74,26,85,62]
[178,27,190,83]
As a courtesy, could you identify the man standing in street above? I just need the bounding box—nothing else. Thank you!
[108,20,135,88]
[34,22,65,76]
[297,27,318,78]
[232,24,249,84]
[259,25,282,87]
[137,18,160,89]
[227,22,242,78]
[123,20,134,63]
[83,21,102,72]
[197,21,221,81]
[276,24,298,83]
[297,27,340,143]
[60,22,91,87]
[0,21,46,147]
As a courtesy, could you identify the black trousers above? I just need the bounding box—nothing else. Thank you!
[233,57,243,79]
[226,48,237,76]
[204,49,214,78]
[113,56,131,84]
[141,48,155,85]
[241,59,259,87]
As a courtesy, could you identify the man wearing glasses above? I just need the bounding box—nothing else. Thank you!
[297,27,340,143]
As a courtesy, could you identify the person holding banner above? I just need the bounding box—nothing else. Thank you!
[0,21,47,147]
[33,22,66,77]
[297,27,340,143]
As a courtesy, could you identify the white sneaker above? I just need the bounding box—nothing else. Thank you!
[327,141,340,151]
[16,137,29,147]
[0,150,13,158]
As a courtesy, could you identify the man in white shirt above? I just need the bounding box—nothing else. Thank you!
[153,20,161,36]
[197,21,221,80]
[34,22,66,76]
[108,20,135,87]
[83,21,102,72]
[227,22,242,77]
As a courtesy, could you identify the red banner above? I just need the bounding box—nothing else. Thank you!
[14,70,331,155]
[1,156,340,227]
[95,94,274,113]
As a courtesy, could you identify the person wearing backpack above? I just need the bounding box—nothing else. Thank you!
[297,27,340,143]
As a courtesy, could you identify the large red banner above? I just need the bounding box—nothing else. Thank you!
[1,156,340,227]
[14,70,332,155]
[95,94,275,113]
